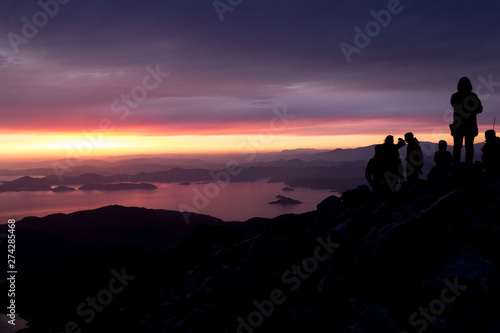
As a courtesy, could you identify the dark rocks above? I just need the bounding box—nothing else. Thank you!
[8,173,500,333]
[346,305,400,333]
[423,246,493,295]
[316,195,342,221]
[341,185,373,208]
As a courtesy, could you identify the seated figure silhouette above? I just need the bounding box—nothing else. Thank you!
[450,77,483,164]
[428,140,453,180]
[434,140,452,167]
[482,129,500,176]
[380,135,405,189]
[365,144,391,196]
[404,132,423,181]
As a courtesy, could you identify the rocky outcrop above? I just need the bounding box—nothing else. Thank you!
[5,173,500,333]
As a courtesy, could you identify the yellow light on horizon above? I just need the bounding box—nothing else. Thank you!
[0,131,451,163]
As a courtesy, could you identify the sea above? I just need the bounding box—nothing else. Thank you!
[0,179,338,224]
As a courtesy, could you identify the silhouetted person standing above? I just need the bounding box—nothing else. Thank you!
[450,77,483,164]
[365,144,390,196]
[482,130,500,175]
[381,135,405,190]
[434,140,452,167]
[404,132,423,181]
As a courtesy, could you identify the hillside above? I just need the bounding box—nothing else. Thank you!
[2,168,500,332]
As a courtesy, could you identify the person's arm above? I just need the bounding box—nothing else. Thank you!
[450,93,457,107]
[472,93,483,114]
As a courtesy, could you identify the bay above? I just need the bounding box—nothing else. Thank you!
[0,179,338,224]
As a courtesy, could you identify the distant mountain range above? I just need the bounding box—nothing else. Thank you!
[78,183,158,191]
[0,141,488,194]
[1,141,487,174]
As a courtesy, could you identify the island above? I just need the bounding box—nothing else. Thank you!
[281,186,295,192]
[51,186,76,192]
[268,195,303,205]
[78,183,158,191]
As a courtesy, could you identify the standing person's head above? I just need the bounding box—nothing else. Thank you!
[457,77,473,92]
[374,144,383,157]
[384,135,394,144]
[438,140,448,151]
[404,132,414,143]
[485,129,496,143]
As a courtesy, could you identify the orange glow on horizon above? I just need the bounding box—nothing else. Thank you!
[0,129,460,163]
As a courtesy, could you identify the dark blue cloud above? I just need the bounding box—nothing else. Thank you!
[0,0,499,134]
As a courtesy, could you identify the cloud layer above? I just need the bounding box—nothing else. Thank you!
[1,0,499,140]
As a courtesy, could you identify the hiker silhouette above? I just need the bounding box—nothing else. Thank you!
[404,132,423,181]
[482,129,500,175]
[380,135,405,187]
[365,144,391,196]
[450,77,483,164]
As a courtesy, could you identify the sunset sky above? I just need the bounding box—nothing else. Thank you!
[1,0,499,161]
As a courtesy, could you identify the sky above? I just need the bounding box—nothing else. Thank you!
[0,0,499,161]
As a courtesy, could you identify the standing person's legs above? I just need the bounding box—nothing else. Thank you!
[453,135,464,163]
[465,135,475,164]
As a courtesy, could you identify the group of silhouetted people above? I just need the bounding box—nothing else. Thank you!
[365,132,423,196]
[365,76,500,196]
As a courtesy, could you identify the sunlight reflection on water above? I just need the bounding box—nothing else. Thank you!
[0,179,339,223]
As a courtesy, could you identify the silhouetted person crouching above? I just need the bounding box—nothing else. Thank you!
[482,129,500,176]
[450,77,483,164]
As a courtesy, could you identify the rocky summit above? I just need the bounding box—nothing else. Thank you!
[3,170,500,333]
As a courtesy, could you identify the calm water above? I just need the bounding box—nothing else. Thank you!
[0,179,338,223]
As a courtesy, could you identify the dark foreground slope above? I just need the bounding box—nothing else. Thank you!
[3,171,500,333]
